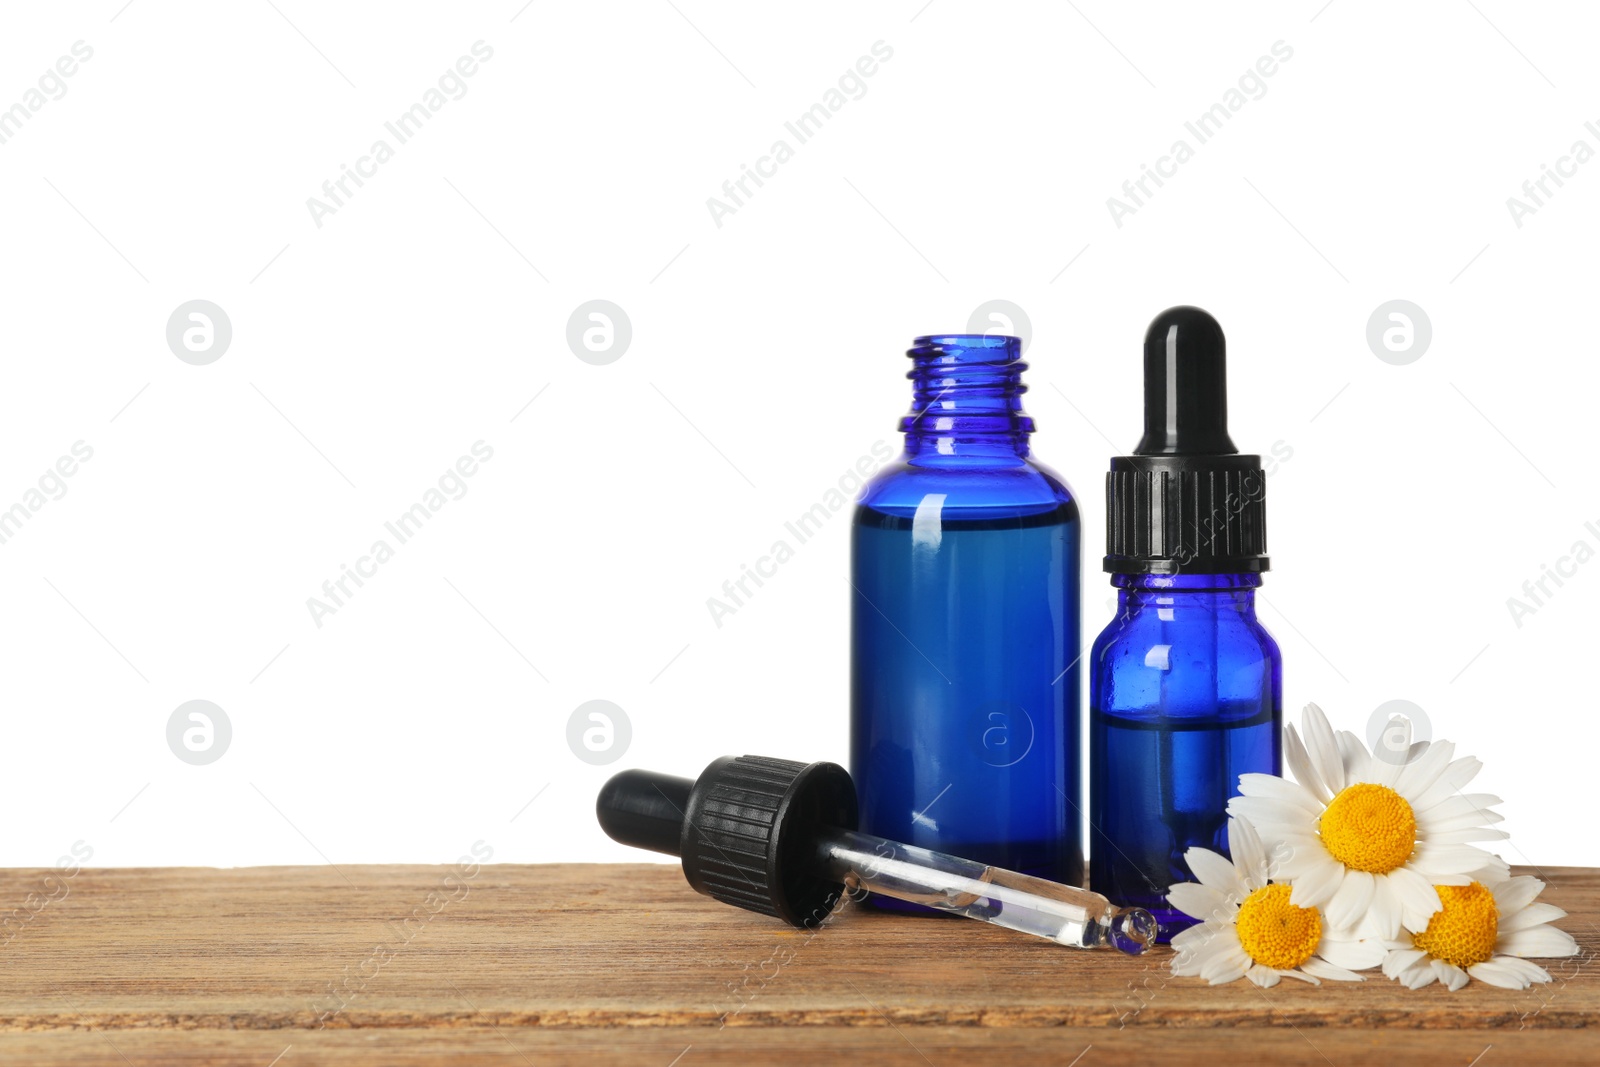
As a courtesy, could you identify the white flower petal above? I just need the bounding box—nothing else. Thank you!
[1439,755,1485,791]
[1421,819,1510,841]
[1499,899,1563,934]
[1476,853,1512,883]
[1394,738,1454,799]
[1418,813,1505,839]
[1410,843,1497,877]
[1178,955,1216,975]
[1246,964,1280,988]
[1467,959,1534,990]
[1222,806,1312,844]
[1300,957,1362,982]
[1207,967,1250,986]
[1173,921,1237,954]
[1354,877,1403,940]
[1362,739,1404,788]
[1226,795,1310,836]
[1272,846,1331,883]
[1323,869,1375,931]
[1491,875,1545,916]
[1318,935,1386,971]
[1184,846,1247,900]
[1397,957,1437,989]
[1167,881,1234,924]
[1171,921,1226,952]
[1234,773,1323,815]
[1301,704,1346,794]
[1201,943,1252,984]
[1410,772,1489,816]
[1275,967,1321,984]
[1382,947,1427,979]
[1414,796,1505,827]
[1174,926,1240,974]
[1383,867,1442,933]
[1335,729,1370,785]
[1228,816,1270,891]
[1169,944,1202,973]
[1409,781,1458,815]
[1421,829,1509,846]
[1169,952,1203,978]
[1498,925,1580,959]
[1486,954,1555,985]
[1283,726,1330,803]
[1431,958,1471,991]
[1253,834,1319,867]
[1288,855,1345,909]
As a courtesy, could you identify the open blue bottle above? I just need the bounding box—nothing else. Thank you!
[1089,307,1282,941]
[851,334,1082,909]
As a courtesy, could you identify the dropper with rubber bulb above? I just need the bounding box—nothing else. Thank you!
[596,754,1156,954]
[1089,305,1282,940]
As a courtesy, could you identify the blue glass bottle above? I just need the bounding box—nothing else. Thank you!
[1090,574,1281,936]
[1088,307,1281,941]
[851,334,1082,906]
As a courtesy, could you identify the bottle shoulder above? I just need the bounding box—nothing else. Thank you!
[857,454,1079,519]
[1091,600,1280,665]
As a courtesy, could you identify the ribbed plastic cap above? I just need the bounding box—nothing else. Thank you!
[1105,307,1269,575]
[596,755,858,928]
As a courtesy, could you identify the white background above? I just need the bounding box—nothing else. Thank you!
[0,1,1594,872]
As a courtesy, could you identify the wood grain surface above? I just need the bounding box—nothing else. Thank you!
[0,863,1593,1065]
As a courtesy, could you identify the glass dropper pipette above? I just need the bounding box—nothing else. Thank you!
[597,755,1156,954]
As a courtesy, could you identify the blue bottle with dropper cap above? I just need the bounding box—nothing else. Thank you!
[1089,307,1282,941]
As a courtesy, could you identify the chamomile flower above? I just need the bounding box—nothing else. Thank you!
[1167,817,1385,987]
[1381,873,1579,990]
[1228,703,1509,939]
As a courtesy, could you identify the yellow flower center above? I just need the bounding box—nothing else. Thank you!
[1235,884,1323,970]
[1317,782,1417,873]
[1411,882,1499,968]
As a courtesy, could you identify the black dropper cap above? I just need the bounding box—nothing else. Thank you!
[596,755,857,928]
[1105,306,1269,575]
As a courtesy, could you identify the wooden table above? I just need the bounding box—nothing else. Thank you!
[1,863,1593,1065]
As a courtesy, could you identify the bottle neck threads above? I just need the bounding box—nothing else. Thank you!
[901,335,1033,462]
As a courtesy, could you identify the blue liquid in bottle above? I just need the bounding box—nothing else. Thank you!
[851,335,1082,908]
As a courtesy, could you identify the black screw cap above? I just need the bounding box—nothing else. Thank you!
[596,755,858,928]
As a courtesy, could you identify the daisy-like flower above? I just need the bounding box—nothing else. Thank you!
[1228,703,1510,939]
[1168,816,1385,987]
[1381,872,1580,990]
